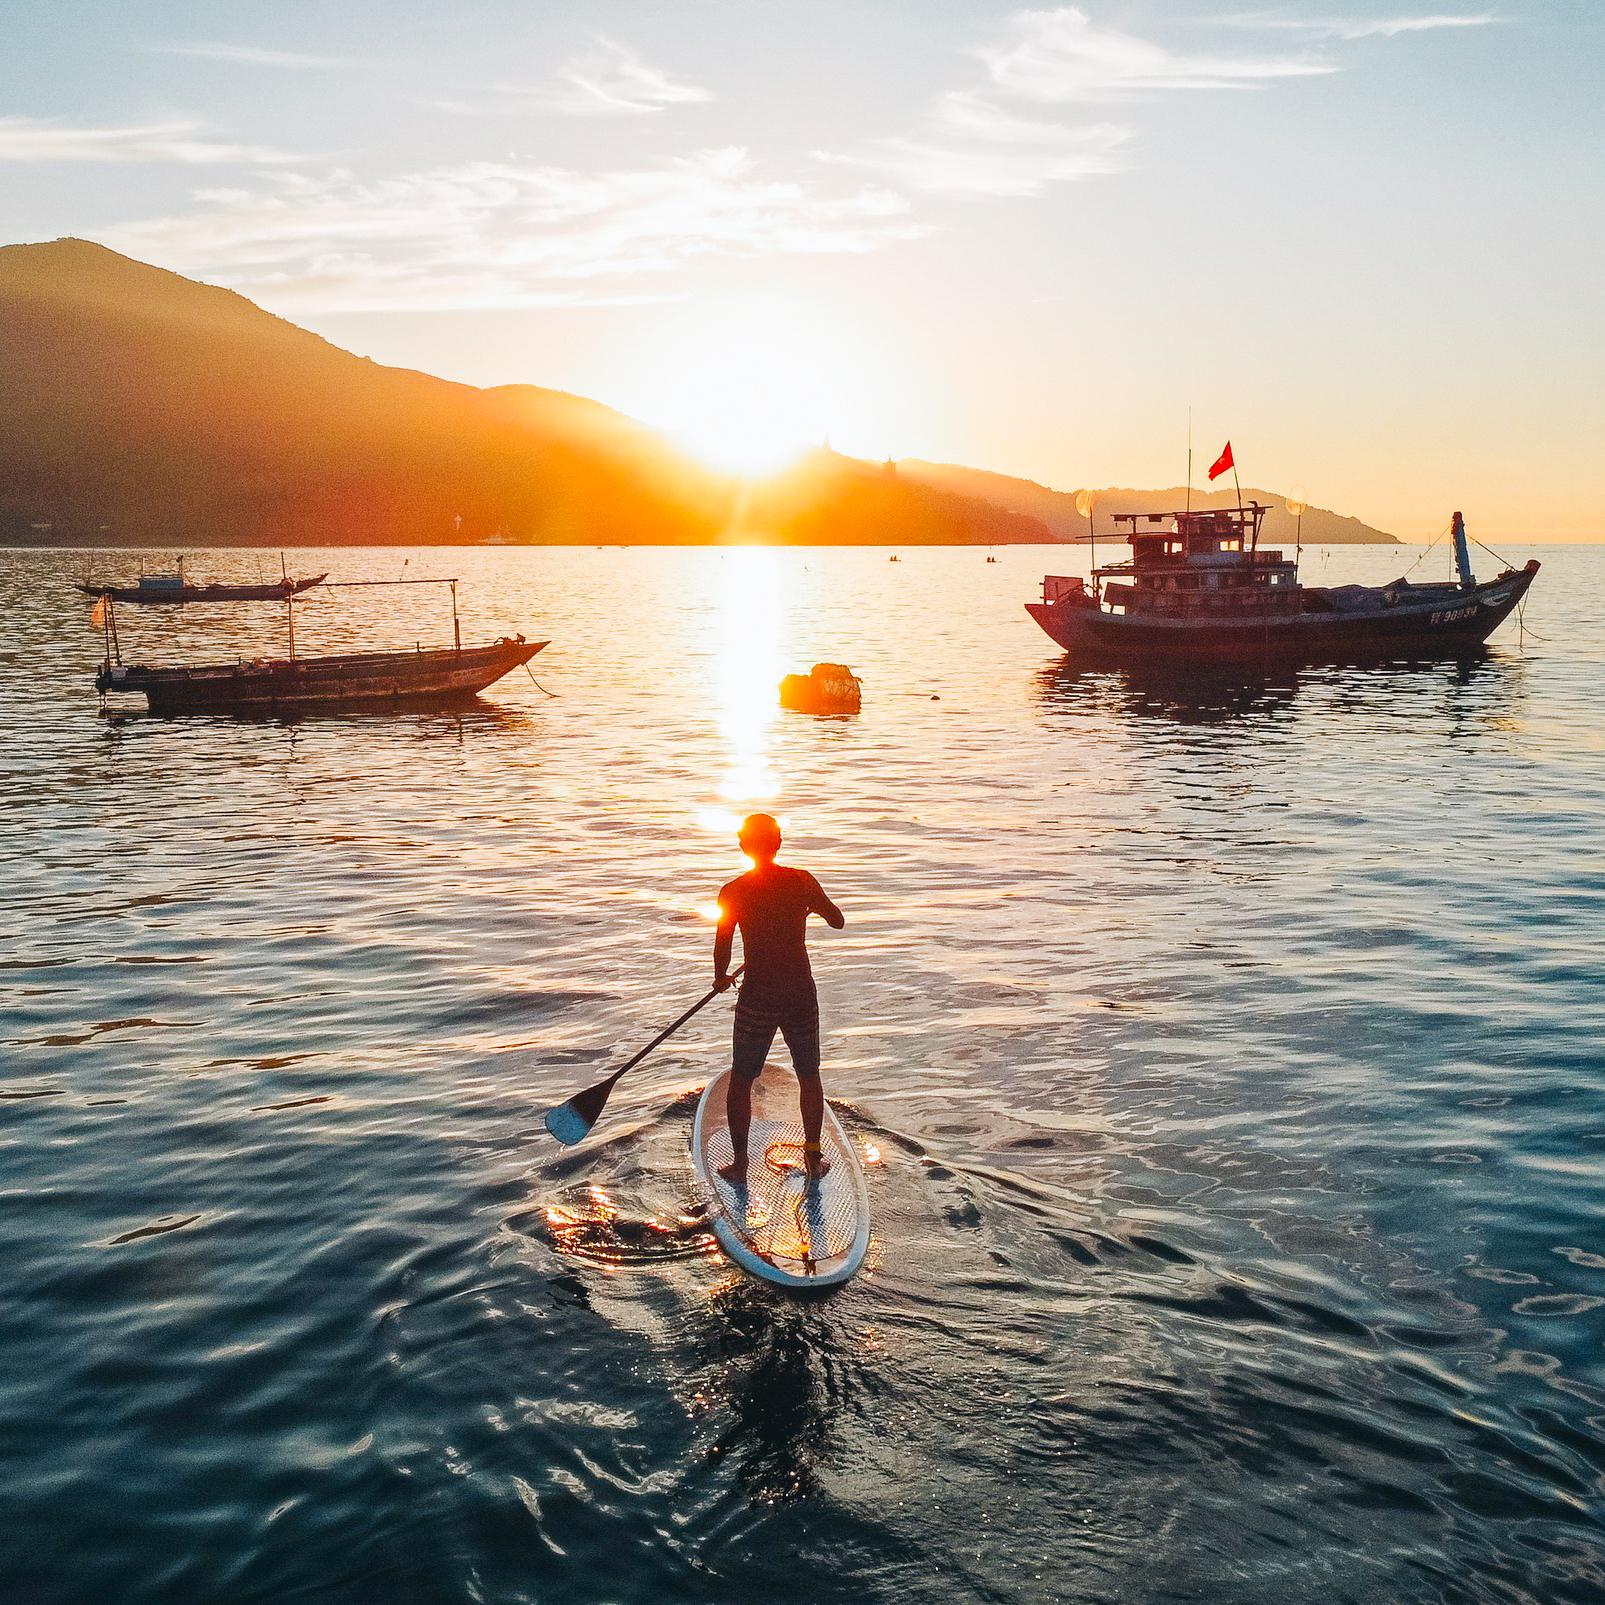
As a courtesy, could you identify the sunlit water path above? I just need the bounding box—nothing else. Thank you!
[2,542,1602,1603]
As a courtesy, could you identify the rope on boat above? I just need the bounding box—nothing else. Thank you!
[1399,520,1453,581]
[523,663,559,697]
[1468,531,1520,570]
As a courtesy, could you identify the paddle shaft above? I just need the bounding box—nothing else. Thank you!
[608,963,745,1085]
[543,965,745,1143]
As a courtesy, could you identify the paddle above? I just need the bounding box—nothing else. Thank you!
[542,966,744,1145]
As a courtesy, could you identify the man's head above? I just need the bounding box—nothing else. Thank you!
[737,812,783,865]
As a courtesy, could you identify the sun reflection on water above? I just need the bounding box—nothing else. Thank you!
[713,547,788,808]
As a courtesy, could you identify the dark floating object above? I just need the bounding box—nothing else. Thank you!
[1027,506,1539,665]
[779,662,862,714]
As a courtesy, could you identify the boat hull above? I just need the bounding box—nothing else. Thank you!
[99,637,545,715]
[79,576,327,604]
[1026,562,1539,666]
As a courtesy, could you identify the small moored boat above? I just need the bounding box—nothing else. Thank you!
[93,576,545,715]
[1026,506,1538,666]
[96,638,544,715]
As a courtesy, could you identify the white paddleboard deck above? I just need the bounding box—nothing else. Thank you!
[693,1062,870,1289]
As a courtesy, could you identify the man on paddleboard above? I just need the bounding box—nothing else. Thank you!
[714,814,844,1184]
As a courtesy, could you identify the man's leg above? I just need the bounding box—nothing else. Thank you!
[720,1072,753,1185]
[719,1006,773,1184]
[783,1007,830,1181]
[798,1075,831,1180]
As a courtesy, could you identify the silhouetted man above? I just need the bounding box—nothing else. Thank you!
[713,814,844,1184]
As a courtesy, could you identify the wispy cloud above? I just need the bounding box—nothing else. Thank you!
[157,41,345,69]
[532,36,713,116]
[0,116,291,164]
[833,5,1478,198]
[978,7,1335,101]
[828,94,1128,196]
[97,149,925,310]
[1212,13,1497,42]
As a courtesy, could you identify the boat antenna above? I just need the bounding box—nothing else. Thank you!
[1234,454,1252,553]
[1077,489,1097,577]
[285,591,296,662]
[1287,489,1307,563]
[451,580,461,652]
[1186,408,1192,516]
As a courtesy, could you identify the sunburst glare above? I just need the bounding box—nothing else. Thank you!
[619,295,855,477]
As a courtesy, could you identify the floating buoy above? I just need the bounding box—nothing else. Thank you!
[779,662,862,714]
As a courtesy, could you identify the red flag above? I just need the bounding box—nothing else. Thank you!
[1208,442,1234,481]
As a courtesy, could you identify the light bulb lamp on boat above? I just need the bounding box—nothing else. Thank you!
[94,577,546,715]
[1026,506,1538,666]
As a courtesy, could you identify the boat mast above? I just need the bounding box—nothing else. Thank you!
[1451,511,1476,589]
[102,592,120,666]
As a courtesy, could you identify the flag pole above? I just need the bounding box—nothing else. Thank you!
[1234,462,1255,555]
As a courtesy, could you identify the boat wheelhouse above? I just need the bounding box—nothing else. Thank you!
[1026,505,1538,666]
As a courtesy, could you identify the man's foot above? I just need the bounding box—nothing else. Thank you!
[804,1147,832,1182]
[717,1159,748,1186]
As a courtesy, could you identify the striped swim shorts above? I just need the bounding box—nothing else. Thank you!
[732,995,821,1082]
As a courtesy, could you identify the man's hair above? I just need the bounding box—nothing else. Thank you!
[739,813,783,854]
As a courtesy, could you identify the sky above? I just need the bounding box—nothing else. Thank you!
[2,1,1601,539]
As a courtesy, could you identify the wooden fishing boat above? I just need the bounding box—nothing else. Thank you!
[78,557,326,604]
[1026,507,1539,666]
[92,576,545,715]
[96,637,544,715]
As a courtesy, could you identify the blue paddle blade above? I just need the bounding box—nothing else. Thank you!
[543,1101,593,1146]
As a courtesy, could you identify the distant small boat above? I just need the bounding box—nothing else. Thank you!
[78,565,326,604]
[96,637,543,715]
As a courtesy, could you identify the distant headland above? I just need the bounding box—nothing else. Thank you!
[0,240,1397,548]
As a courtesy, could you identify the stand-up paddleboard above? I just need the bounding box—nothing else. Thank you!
[693,1062,870,1289]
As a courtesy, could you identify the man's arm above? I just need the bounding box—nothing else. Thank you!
[805,873,845,930]
[713,902,737,989]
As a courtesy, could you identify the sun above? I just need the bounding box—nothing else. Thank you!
[620,295,848,477]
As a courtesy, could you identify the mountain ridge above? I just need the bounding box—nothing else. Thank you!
[2,239,1394,547]
[893,460,1397,546]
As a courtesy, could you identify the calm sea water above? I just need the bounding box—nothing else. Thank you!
[2,540,1601,1604]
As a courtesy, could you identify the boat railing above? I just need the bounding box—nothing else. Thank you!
[1102,589,1304,619]
[1041,575,1087,604]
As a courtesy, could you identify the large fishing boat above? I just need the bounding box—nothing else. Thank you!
[93,577,545,715]
[1026,506,1538,666]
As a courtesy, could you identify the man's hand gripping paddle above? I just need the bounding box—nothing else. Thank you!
[542,966,744,1145]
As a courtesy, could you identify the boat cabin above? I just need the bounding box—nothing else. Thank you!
[1092,503,1300,619]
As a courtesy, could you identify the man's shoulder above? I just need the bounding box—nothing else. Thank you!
[718,871,755,903]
